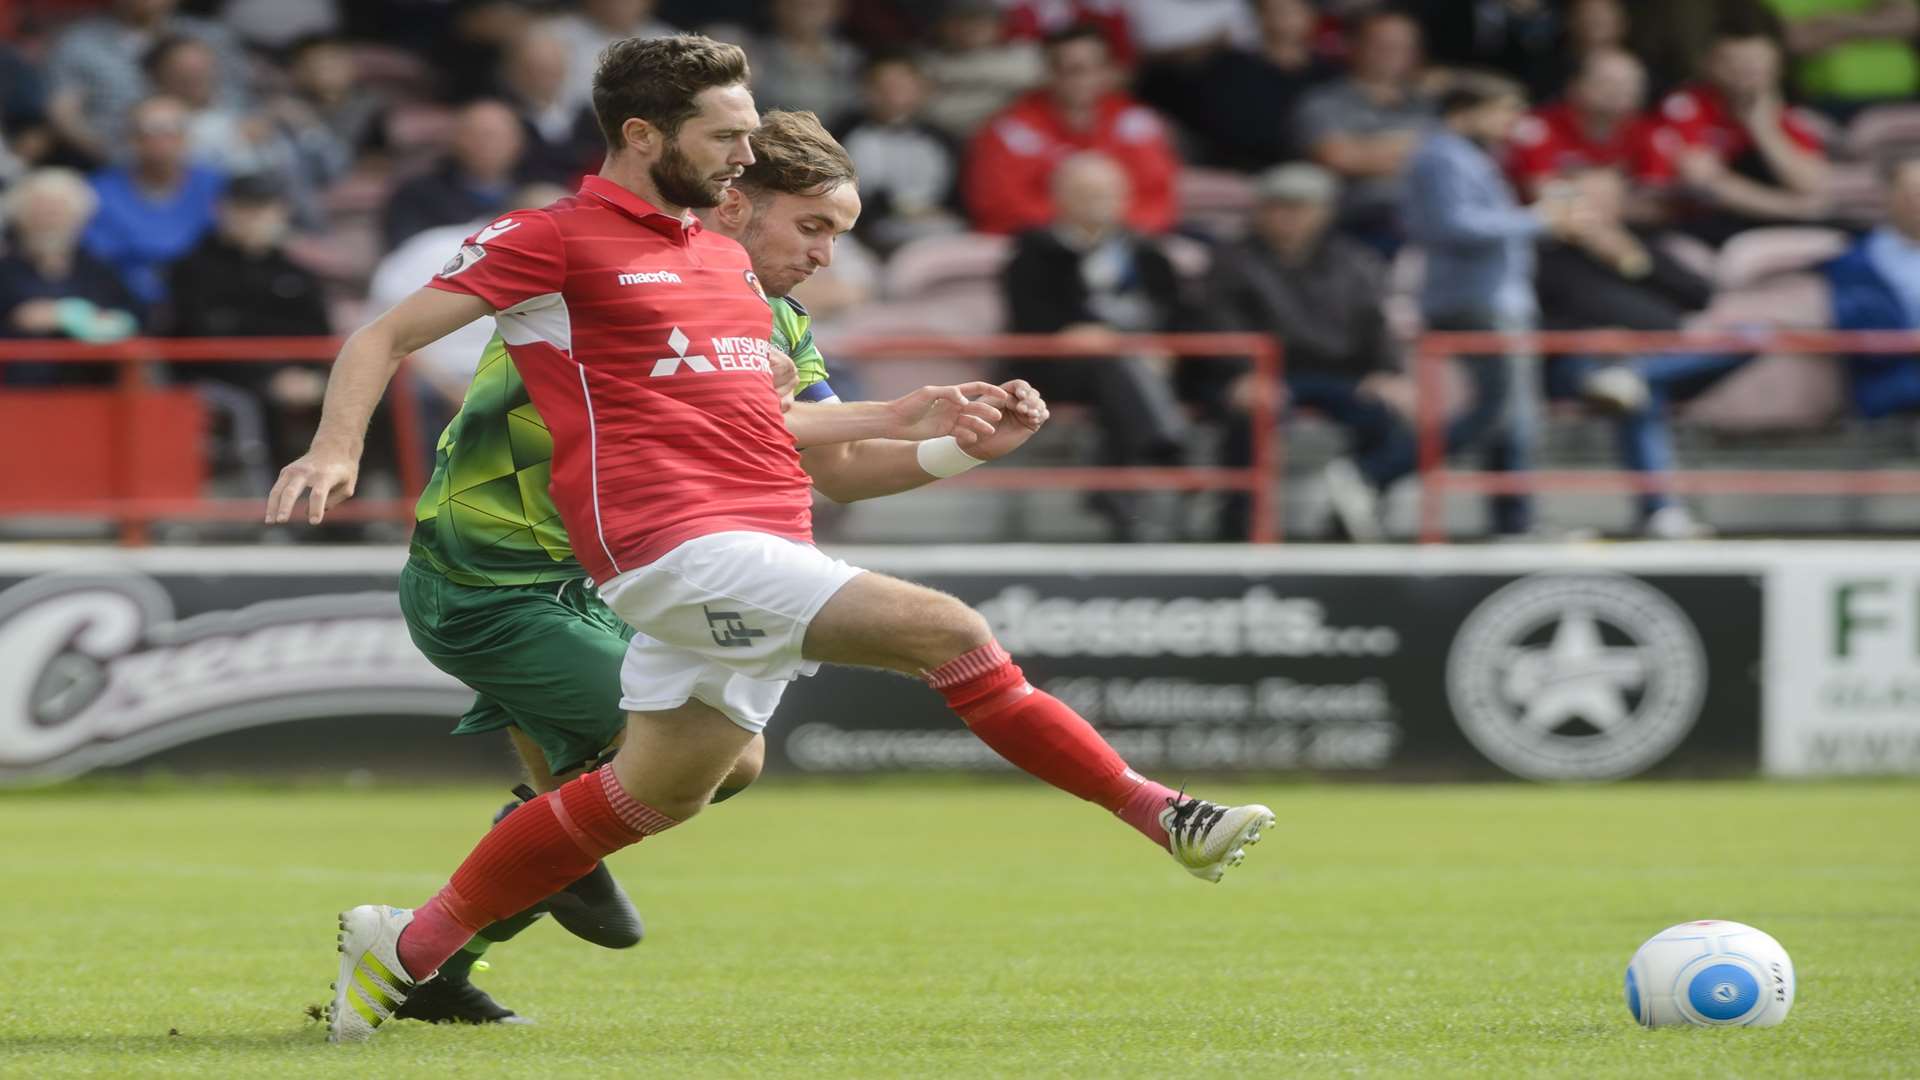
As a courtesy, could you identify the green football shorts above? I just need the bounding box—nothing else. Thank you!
[398,558,630,775]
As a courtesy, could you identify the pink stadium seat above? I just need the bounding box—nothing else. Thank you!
[349,44,437,100]
[285,222,382,285]
[1176,167,1256,236]
[383,103,458,152]
[1157,233,1211,279]
[1681,354,1845,432]
[1692,272,1832,330]
[1714,227,1849,290]
[883,232,1010,299]
[1827,162,1888,224]
[1847,102,1920,159]
[1659,233,1717,280]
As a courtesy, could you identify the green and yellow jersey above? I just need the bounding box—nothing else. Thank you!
[408,296,830,586]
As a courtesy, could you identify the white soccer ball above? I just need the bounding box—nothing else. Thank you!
[1624,920,1795,1028]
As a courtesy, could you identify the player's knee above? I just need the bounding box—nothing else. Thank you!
[917,600,994,669]
[713,737,766,802]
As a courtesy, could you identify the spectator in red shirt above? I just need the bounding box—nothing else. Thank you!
[1508,49,1677,207]
[1659,23,1833,244]
[963,23,1179,235]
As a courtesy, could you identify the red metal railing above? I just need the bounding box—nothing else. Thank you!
[0,332,1283,543]
[1414,329,1920,544]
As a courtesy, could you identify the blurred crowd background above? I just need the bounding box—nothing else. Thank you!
[3,0,1920,543]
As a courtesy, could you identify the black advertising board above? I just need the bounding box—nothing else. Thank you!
[0,549,1763,784]
[769,571,1763,782]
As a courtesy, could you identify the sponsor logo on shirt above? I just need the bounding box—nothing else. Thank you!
[617,270,683,285]
[474,218,522,245]
[647,326,773,377]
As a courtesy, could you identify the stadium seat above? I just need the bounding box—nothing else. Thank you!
[1157,232,1211,280]
[1176,167,1257,238]
[1847,102,1920,160]
[1827,162,1888,224]
[1659,233,1717,280]
[285,222,382,286]
[883,232,1010,299]
[1693,271,1832,330]
[1713,227,1850,290]
[1682,353,1845,432]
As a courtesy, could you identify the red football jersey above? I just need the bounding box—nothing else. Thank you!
[426,175,809,583]
[1656,83,1825,163]
[1507,102,1680,196]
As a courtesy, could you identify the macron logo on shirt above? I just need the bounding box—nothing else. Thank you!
[618,270,683,286]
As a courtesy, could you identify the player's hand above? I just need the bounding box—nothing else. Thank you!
[966,379,1051,461]
[769,346,799,413]
[887,382,1010,446]
[266,442,361,525]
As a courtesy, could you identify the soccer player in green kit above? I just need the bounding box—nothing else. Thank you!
[269,109,1050,1024]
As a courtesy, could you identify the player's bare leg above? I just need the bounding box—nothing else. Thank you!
[803,572,1275,883]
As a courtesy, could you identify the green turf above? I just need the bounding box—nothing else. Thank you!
[2,779,1916,1078]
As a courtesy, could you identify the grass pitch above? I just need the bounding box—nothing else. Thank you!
[2,778,1917,1079]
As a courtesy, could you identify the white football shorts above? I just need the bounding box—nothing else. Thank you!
[597,530,863,733]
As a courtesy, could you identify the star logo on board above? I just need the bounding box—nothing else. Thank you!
[1446,575,1706,781]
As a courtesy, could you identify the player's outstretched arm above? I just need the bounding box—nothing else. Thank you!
[801,380,1051,503]
[783,382,1011,450]
[266,287,492,525]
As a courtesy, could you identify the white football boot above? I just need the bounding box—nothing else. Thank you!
[329,904,432,1043]
[1160,796,1276,883]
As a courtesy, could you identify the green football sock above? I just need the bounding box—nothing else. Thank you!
[436,937,491,983]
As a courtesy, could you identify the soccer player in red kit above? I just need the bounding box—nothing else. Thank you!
[318,36,1274,1043]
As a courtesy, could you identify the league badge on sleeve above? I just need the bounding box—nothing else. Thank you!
[743,270,770,306]
[439,244,488,279]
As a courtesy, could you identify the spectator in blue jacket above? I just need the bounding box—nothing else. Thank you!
[1823,151,1920,418]
[81,95,226,306]
[1403,72,1583,537]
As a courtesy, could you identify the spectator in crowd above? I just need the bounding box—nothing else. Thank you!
[266,34,386,189]
[220,0,341,50]
[383,99,526,250]
[1134,0,1342,171]
[1122,0,1257,60]
[82,95,226,306]
[145,35,324,225]
[748,0,866,119]
[547,0,679,113]
[1659,22,1833,245]
[1405,73,1579,538]
[917,0,1044,144]
[165,173,333,478]
[1002,0,1134,65]
[498,31,604,186]
[1296,10,1433,253]
[1204,163,1415,541]
[964,24,1179,236]
[0,168,144,386]
[1001,151,1191,541]
[1413,0,1563,99]
[832,52,962,255]
[1823,150,1920,419]
[1507,48,1677,209]
[1535,165,1744,539]
[1537,0,1633,101]
[368,181,570,417]
[1768,0,1919,117]
[45,0,250,162]
[1,43,52,179]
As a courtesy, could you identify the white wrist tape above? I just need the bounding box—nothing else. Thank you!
[915,436,985,478]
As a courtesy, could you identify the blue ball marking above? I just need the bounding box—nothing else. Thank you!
[1625,966,1642,1024]
[1688,962,1760,1021]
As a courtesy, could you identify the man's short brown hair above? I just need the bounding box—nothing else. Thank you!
[592,34,749,150]
[735,109,858,202]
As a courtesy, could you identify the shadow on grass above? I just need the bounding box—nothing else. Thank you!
[0,1029,325,1054]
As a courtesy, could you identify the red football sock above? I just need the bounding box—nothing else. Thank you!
[396,765,677,979]
[928,641,1175,847]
